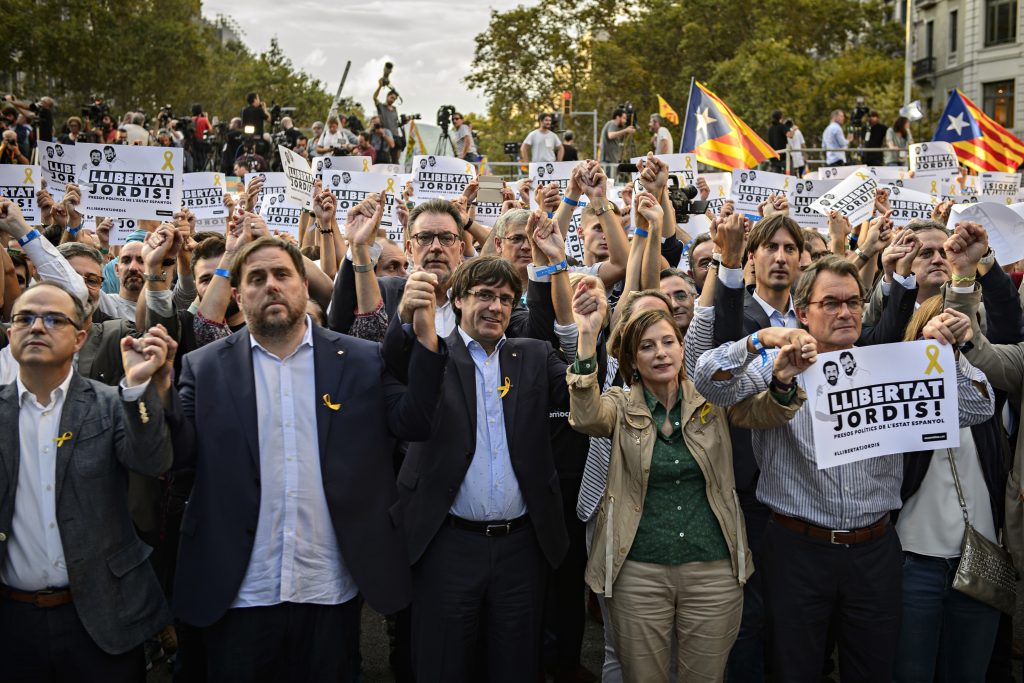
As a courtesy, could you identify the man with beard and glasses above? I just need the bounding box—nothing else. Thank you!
[167,235,446,682]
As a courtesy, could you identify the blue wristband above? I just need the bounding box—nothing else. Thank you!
[546,211,554,219]
[66,226,80,237]
[633,227,649,238]
[535,259,568,277]
[750,331,769,365]
[214,268,231,279]
[17,229,40,247]
[561,196,580,207]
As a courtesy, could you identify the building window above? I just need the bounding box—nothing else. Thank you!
[983,80,1015,127]
[949,10,958,53]
[985,0,1018,46]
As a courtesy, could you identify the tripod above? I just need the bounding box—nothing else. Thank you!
[434,125,457,156]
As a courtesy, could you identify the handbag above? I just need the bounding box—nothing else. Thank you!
[946,449,1018,614]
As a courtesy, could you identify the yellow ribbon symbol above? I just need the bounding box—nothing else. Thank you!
[22,167,33,184]
[384,177,396,194]
[362,159,370,172]
[213,174,222,186]
[684,156,693,169]
[54,431,72,447]
[699,402,713,424]
[855,172,868,181]
[322,394,341,411]
[930,180,937,194]
[718,185,725,197]
[783,178,790,189]
[497,377,511,398]
[924,345,944,375]
[161,151,174,171]
[465,163,474,175]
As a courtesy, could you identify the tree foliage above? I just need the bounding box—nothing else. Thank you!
[1,0,331,127]
[467,0,906,160]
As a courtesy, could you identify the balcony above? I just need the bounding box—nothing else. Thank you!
[913,57,936,80]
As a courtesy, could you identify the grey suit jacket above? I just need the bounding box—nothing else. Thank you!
[0,374,173,655]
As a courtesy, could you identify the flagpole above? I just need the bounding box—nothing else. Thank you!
[679,77,695,154]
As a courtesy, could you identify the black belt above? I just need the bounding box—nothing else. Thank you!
[446,514,530,537]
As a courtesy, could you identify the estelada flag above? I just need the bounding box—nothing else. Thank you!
[680,81,777,171]
[657,95,679,125]
[932,89,1024,173]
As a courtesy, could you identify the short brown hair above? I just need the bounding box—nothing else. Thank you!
[616,309,684,384]
[229,236,306,288]
[15,281,87,329]
[606,289,672,358]
[792,254,864,311]
[448,255,522,321]
[747,214,804,257]
[405,198,464,244]
[191,235,225,270]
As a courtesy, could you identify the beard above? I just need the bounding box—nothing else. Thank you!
[246,298,305,339]
[225,298,241,320]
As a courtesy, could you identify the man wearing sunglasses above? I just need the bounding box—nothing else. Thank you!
[0,280,175,680]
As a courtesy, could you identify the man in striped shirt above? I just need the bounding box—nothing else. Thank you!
[693,255,994,682]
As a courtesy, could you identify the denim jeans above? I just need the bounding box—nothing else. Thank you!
[894,551,1000,683]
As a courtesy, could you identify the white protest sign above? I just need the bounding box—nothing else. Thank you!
[867,166,909,181]
[0,165,41,224]
[322,170,401,243]
[791,179,841,232]
[818,166,859,181]
[630,153,698,186]
[79,143,182,220]
[949,202,1024,265]
[279,145,315,208]
[182,173,227,220]
[805,340,959,469]
[38,141,77,199]
[528,161,587,263]
[730,169,793,217]
[979,172,1021,204]
[109,218,143,246]
[909,141,960,179]
[882,175,958,200]
[245,172,301,237]
[312,155,373,178]
[475,201,506,228]
[809,166,876,226]
[370,163,403,175]
[886,186,938,227]
[413,155,476,201]
[702,172,733,215]
[194,216,227,234]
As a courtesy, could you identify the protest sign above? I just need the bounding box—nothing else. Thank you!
[867,166,909,182]
[809,166,876,226]
[245,172,301,237]
[730,169,792,217]
[38,141,77,199]
[182,173,227,220]
[413,155,476,201]
[881,175,959,201]
[979,172,1021,204]
[194,216,226,234]
[370,163,403,175]
[818,166,859,181]
[886,186,938,227]
[791,178,841,232]
[804,340,958,469]
[312,155,373,178]
[630,153,698,186]
[949,202,1024,265]
[110,218,143,246]
[527,161,588,262]
[279,145,315,208]
[909,141,960,179]
[322,170,401,243]
[0,165,41,224]
[78,143,183,220]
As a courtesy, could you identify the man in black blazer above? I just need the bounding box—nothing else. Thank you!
[0,279,175,681]
[169,234,445,682]
[384,252,570,682]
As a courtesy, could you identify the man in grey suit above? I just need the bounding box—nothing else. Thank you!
[0,277,175,681]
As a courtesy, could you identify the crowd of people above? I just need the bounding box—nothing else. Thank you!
[0,80,1023,683]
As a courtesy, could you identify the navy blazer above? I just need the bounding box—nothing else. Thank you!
[169,323,446,626]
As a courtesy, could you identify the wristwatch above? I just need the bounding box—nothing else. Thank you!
[352,262,374,273]
[143,272,166,282]
[979,248,995,267]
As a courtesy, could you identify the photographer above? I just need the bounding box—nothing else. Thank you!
[234,138,268,172]
[368,115,394,162]
[241,92,270,139]
[315,114,355,156]
[452,112,478,162]
[599,107,635,164]
[221,117,244,175]
[0,130,28,164]
[58,116,85,144]
[33,96,55,142]
[373,73,403,163]
[280,116,302,148]
[354,132,377,163]
[99,113,118,143]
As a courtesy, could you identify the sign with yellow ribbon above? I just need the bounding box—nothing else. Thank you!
[808,164,877,226]
[803,340,959,470]
[182,172,228,220]
[0,163,41,223]
[78,143,183,221]
[411,154,476,203]
[321,169,403,246]
[629,153,698,187]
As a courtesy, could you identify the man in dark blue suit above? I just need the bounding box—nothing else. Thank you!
[168,226,446,682]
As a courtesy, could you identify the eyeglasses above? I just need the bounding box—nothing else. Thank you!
[11,312,79,330]
[411,231,459,248]
[81,274,104,287]
[667,290,691,303]
[696,257,714,269]
[466,289,516,307]
[808,298,865,315]
[500,234,528,246]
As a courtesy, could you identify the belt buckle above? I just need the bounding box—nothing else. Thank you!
[485,522,511,537]
[830,529,850,544]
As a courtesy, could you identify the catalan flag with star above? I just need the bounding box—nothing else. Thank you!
[680,81,777,170]
[932,89,1024,173]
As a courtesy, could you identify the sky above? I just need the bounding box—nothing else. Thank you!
[201,0,538,122]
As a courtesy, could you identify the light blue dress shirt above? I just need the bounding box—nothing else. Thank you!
[233,317,357,607]
[823,121,848,164]
[450,328,528,521]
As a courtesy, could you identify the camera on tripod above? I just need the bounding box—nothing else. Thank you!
[400,113,421,127]
[437,105,457,132]
[667,177,709,223]
[80,99,109,128]
[617,101,637,127]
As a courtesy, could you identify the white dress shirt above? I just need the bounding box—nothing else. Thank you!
[232,317,356,608]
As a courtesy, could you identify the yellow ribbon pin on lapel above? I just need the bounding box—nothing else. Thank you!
[498,377,511,398]
[322,394,341,411]
[699,402,713,424]
[54,431,72,447]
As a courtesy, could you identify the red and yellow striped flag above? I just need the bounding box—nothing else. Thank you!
[932,89,1024,173]
[657,95,679,125]
[680,81,777,170]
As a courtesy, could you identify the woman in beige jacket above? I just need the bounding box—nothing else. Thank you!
[567,281,809,683]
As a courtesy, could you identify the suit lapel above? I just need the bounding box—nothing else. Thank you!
[313,326,346,461]
[498,341,522,452]
[222,331,261,469]
[0,383,19,499]
[55,375,92,502]
[744,293,772,330]
[447,331,477,439]
[75,325,101,380]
